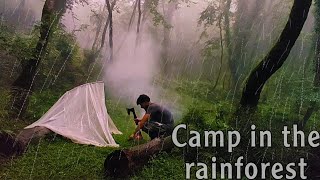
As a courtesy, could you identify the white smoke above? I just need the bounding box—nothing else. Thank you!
[104,30,161,108]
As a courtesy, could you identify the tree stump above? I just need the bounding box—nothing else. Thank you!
[104,136,174,178]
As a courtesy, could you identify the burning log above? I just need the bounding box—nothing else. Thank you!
[104,136,174,178]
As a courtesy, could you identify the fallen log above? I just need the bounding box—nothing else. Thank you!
[16,126,51,148]
[104,136,174,178]
[0,131,23,157]
[0,126,51,157]
[306,146,320,178]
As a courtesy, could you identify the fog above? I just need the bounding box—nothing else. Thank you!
[0,0,316,117]
[104,31,161,107]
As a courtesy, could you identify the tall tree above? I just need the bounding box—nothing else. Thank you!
[91,6,107,51]
[223,0,232,72]
[137,0,142,33]
[105,0,114,62]
[10,0,67,118]
[240,0,312,109]
[229,0,265,91]
[161,0,178,75]
[212,0,224,90]
[99,0,116,52]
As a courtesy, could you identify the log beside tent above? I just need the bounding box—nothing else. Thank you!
[0,126,51,157]
[1,82,122,157]
[104,136,174,178]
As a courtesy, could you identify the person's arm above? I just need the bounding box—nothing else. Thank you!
[133,113,150,134]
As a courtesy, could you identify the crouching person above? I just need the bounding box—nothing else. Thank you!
[129,94,174,140]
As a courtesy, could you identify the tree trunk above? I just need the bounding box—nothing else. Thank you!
[128,0,138,30]
[141,0,152,25]
[134,0,142,46]
[137,0,142,33]
[0,127,51,157]
[224,0,232,88]
[99,0,116,53]
[229,0,265,91]
[104,136,174,178]
[306,146,320,178]
[92,6,106,51]
[10,0,67,118]
[240,0,312,108]
[105,0,114,63]
[212,1,224,90]
[161,0,177,75]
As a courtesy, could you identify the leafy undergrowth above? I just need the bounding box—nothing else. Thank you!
[1,137,108,179]
[1,78,320,179]
[131,151,186,180]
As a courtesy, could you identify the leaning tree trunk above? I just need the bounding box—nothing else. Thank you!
[10,0,66,118]
[240,0,312,109]
[104,136,174,178]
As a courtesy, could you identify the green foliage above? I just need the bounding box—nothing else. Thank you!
[0,89,10,119]
[0,22,103,121]
[175,80,229,103]
[148,0,171,28]
[315,0,320,33]
[260,67,320,122]
[198,3,219,27]
[34,25,100,91]
[0,24,102,120]
[131,152,185,179]
[200,38,222,81]
[182,105,207,129]
[0,25,35,61]
[26,91,62,121]
[180,102,228,129]
[0,138,108,179]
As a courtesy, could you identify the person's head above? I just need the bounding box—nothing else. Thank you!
[136,94,150,110]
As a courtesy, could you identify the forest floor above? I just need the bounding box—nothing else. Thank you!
[0,83,203,179]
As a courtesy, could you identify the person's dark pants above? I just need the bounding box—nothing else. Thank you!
[141,121,173,140]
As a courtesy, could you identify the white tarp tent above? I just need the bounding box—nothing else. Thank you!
[25,82,122,147]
